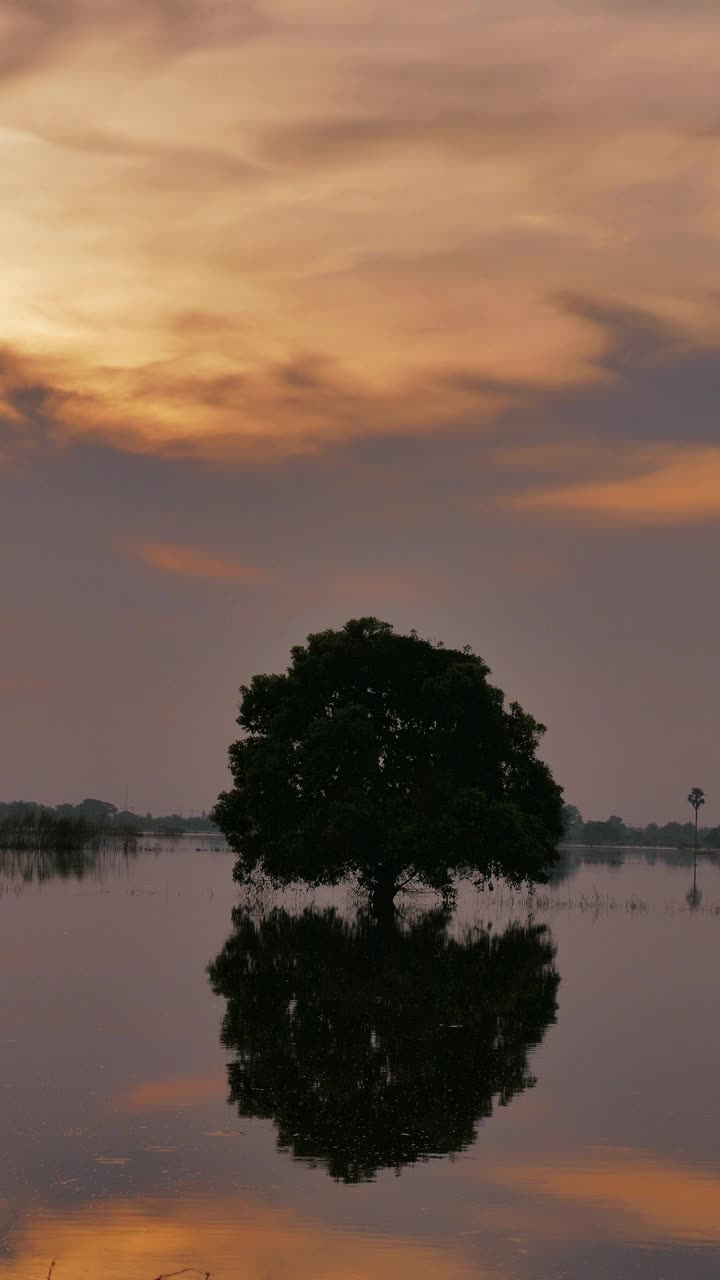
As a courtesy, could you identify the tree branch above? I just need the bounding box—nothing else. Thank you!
[396,870,418,891]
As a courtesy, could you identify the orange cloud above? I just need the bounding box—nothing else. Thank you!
[492,1147,720,1245]
[1,2,720,460]
[1,1195,485,1280]
[132,541,269,584]
[511,446,720,524]
[114,1074,227,1112]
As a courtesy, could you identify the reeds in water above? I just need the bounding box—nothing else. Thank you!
[0,807,137,853]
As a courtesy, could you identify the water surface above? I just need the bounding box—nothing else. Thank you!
[1,840,718,1278]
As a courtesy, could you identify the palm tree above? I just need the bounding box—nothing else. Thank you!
[688,787,706,894]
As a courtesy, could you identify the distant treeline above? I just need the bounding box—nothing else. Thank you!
[563,805,720,849]
[7,796,711,854]
[0,805,137,853]
[0,798,218,839]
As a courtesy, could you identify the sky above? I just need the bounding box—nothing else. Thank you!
[1,0,718,822]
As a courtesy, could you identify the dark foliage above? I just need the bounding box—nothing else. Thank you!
[213,618,563,907]
[208,905,559,1182]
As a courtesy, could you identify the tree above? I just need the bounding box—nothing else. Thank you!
[213,618,564,912]
[660,820,692,849]
[582,819,625,847]
[688,786,705,898]
[688,787,705,856]
[74,798,118,822]
[561,803,584,840]
[208,905,559,1182]
[607,815,626,838]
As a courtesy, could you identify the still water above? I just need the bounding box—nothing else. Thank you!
[0,840,718,1279]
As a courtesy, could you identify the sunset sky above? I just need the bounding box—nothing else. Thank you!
[1,0,718,821]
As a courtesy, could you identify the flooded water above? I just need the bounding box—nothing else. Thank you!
[1,839,718,1279]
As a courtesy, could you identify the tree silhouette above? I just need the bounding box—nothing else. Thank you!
[213,618,564,912]
[688,786,705,897]
[688,787,705,850]
[208,905,559,1182]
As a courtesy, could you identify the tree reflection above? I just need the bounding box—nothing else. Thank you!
[208,905,559,1182]
[0,845,138,884]
[686,883,702,911]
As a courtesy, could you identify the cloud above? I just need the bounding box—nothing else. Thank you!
[115,1074,227,1111]
[493,1147,720,1245]
[510,446,720,525]
[1,0,720,469]
[132,540,269,584]
[257,105,563,169]
[0,347,61,446]
[0,1,265,80]
[0,342,522,461]
[6,1195,485,1280]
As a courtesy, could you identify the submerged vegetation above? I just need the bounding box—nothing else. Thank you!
[0,807,137,853]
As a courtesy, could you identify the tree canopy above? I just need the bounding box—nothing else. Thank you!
[208,905,559,1182]
[213,618,564,908]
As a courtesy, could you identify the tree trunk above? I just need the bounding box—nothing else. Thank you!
[368,873,399,919]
